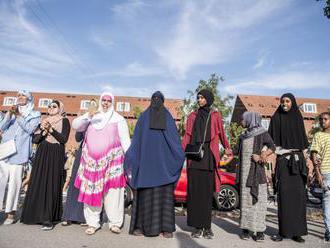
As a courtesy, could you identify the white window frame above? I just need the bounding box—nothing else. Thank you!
[116,102,130,112]
[80,100,91,110]
[261,118,270,130]
[38,98,52,108]
[303,103,317,113]
[3,97,17,106]
[124,102,130,112]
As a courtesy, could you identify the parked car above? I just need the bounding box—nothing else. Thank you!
[124,158,239,211]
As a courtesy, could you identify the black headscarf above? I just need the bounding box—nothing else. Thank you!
[268,93,309,150]
[149,91,166,130]
[191,89,214,144]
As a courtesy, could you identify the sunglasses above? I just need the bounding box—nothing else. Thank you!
[48,104,58,109]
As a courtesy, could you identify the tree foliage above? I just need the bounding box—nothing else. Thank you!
[317,0,330,19]
[178,74,234,137]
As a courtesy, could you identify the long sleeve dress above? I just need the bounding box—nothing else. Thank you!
[21,118,70,224]
[62,132,86,223]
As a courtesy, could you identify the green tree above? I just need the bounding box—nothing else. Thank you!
[128,106,144,138]
[316,0,330,18]
[229,122,245,148]
[178,73,234,137]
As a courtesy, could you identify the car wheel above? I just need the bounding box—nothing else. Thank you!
[124,185,133,208]
[214,185,239,211]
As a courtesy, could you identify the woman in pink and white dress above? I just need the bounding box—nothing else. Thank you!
[72,92,130,235]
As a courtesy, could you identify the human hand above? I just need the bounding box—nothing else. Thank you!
[252,154,261,163]
[260,151,268,164]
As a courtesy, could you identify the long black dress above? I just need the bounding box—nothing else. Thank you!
[276,152,307,237]
[187,107,215,229]
[21,118,70,225]
[62,132,85,223]
[268,93,309,238]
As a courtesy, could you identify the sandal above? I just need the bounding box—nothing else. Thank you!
[85,226,98,235]
[110,226,121,234]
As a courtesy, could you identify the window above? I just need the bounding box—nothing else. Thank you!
[116,102,130,112]
[80,100,91,110]
[302,103,317,113]
[3,97,17,106]
[261,118,270,130]
[38,98,52,108]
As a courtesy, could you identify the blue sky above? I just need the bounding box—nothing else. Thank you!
[0,0,329,99]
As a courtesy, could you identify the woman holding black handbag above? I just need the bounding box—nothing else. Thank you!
[182,89,231,239]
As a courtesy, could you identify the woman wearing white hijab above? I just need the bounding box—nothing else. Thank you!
[72,92,130,235]
[0,90,40,225]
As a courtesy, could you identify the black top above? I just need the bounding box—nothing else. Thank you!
[268,93,309,150]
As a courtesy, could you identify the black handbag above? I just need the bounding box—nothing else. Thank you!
[185,111,211,160]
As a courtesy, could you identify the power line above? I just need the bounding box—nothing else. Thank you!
[25,0,97,81]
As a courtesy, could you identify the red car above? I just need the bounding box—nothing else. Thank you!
[125,159,239,211]
[174,161,239,211]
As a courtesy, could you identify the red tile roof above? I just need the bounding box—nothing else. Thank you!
[0,90,183,120]
[237,94,330,119]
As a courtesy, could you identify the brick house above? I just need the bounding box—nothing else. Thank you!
[231,94,330,135]
[0,90,183,148]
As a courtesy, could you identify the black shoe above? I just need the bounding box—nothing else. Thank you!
[325,236,330,242]
[271,235,283,242]
[254,232,265,242]
[191,228,203,238]
[292,236,305,243]
[240,229,250,240]
[41,223,54,231]
[203,228,214,239]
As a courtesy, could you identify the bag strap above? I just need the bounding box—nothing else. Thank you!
[201,111,212,146]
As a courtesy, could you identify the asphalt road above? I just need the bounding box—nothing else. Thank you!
[0,204,328,248]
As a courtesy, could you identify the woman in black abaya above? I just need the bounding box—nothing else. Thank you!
[269,93,309,243]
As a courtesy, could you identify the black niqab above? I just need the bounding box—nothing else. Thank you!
[268,93,309,150]
[149,91,166,130]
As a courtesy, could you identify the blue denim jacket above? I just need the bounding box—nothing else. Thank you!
[0,111,40,165]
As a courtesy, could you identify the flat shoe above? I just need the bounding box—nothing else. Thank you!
[110,226,121,234]
[85,226,99,235]
[132,229,144,236]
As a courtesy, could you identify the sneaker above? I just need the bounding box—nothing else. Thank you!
[292,236,305,243]
[191,228,203,238]
[3,218,14,225]
[41,224,54,231]
[203,228,214,239]
[240,229,250,240]
[271,235,283,242]
[254,232,265,242]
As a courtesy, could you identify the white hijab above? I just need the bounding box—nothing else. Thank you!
[17,90,35,118]
[90,92,115,130]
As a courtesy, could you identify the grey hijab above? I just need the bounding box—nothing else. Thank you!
[241,112,266,139]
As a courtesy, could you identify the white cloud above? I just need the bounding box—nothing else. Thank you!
[111,0,148,19]
[225,70,330,95]
[92,61,165,78]
[155,0,292,80]
[90,31,115,48]
[0,0,84,84]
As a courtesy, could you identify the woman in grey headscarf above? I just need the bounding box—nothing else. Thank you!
[238,112,275,242]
